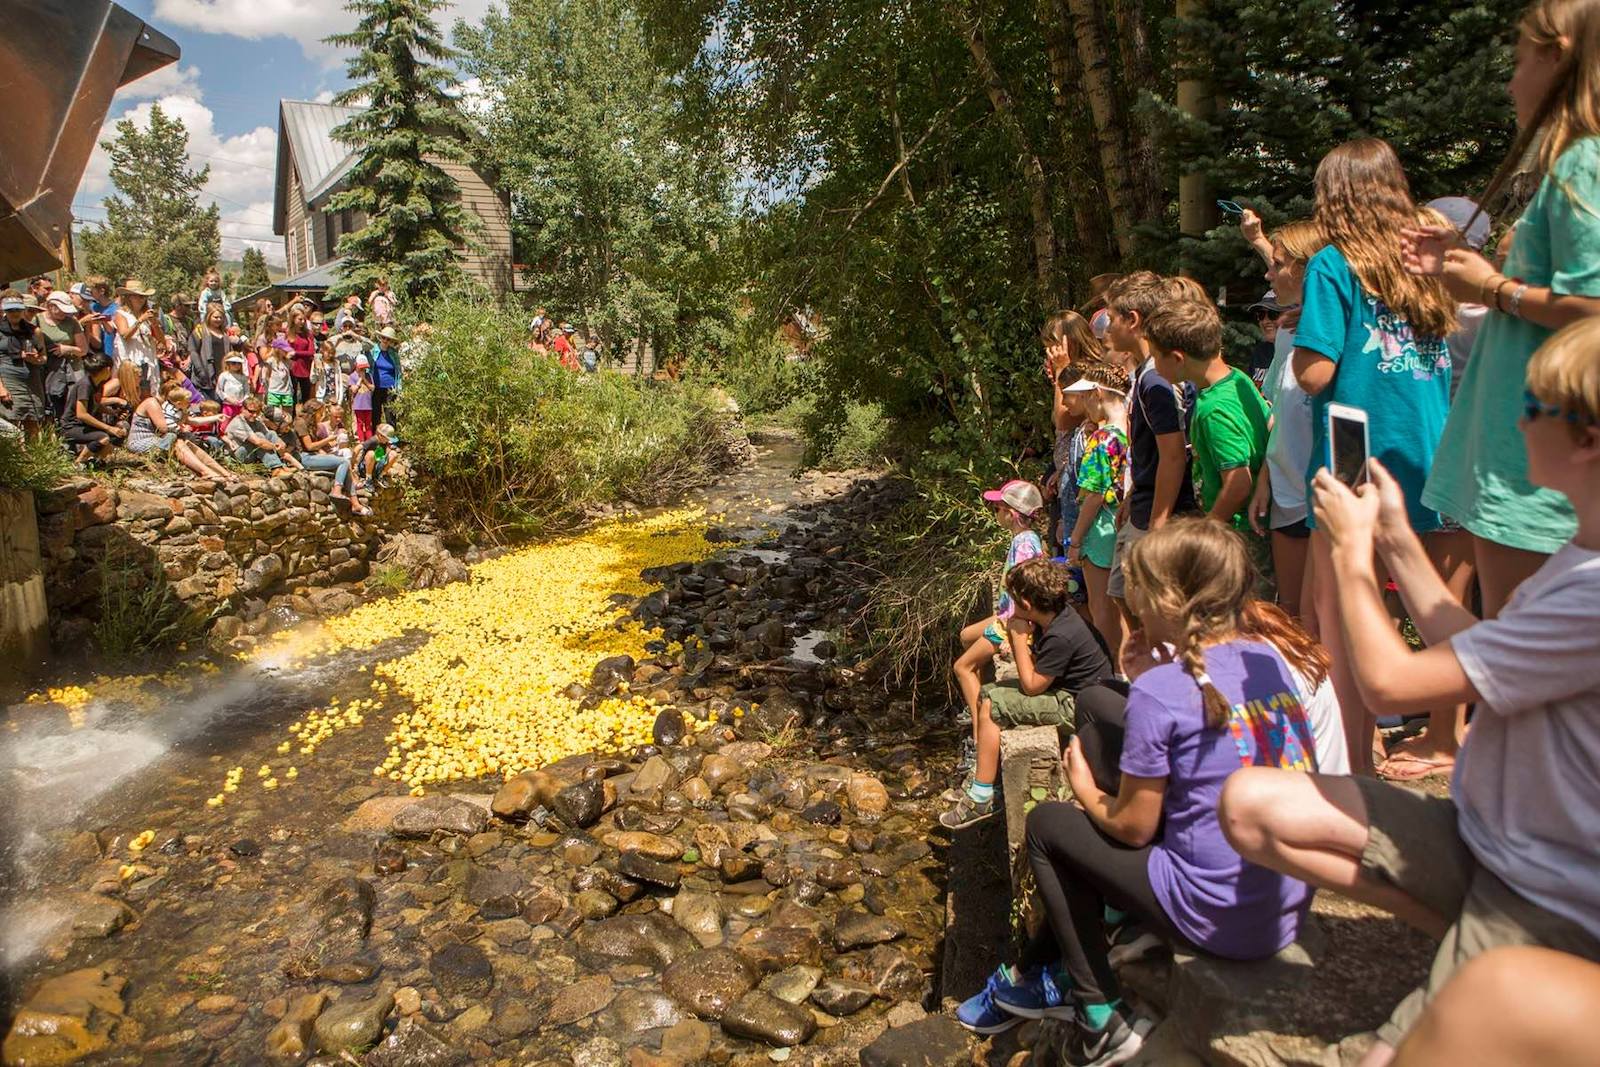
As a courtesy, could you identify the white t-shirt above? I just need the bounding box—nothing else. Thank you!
[1262,327,1314,527]
[1452,542,1600,939]
[1294,666,1349,776]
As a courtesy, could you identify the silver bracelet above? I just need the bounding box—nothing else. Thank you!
[1509,284,1529,319]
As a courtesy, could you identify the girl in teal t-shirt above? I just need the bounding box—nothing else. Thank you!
[1296,244,1452,534]
[1403,2,1600,612]
[1292,137,1461,776]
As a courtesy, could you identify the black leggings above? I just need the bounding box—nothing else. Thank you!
[1021,683,1194,1002]
[292,374,312,406]
[371,386,390,429]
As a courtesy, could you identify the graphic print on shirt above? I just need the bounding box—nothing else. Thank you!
[995,531,1044,620]
[1226,689,1316,771]
[1367,296,1450,382]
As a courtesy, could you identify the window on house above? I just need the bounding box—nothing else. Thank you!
[304,218,315,267]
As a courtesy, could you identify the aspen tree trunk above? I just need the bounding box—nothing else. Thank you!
[1175,0,1215,237]
[949,1,1061,304]
[1040,0,1116,274]
[1061,0,1138,256]
[1109,0,1165,222]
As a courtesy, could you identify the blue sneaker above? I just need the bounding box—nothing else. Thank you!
[993,964,1073,1020]
[956,965,1027,1034]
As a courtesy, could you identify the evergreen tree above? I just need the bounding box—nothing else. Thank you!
[78,104,221,299]
[325,0,479,302]
[1164,0,1525,296]
[239,246,272,293]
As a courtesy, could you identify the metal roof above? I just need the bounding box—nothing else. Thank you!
[272,100,363,234]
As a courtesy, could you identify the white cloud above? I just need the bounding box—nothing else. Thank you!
[152,0,500,66]
[112,62,204,101]
[78,83,285,266]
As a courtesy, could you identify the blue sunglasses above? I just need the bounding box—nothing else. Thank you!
[1524,390,1597,426]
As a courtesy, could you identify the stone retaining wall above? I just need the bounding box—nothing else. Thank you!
[33,472,419,648]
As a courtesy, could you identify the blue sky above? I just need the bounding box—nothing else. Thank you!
[77,0,496,265]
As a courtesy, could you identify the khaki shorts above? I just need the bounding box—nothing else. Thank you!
[1105,520,1149,600]
[982,680,1077,729]
[1354,777,1600,1047]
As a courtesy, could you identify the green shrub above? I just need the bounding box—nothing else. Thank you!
[0,429,77,497]
[804,399,892,470]
[398,294,751,538]
[852,465,1009,693]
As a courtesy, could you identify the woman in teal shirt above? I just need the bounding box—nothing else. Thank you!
[1292,137,1461,776]
[1405,0,1600,615]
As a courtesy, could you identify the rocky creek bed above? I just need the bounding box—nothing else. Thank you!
[1,441,992,1067]
[1,433,1437,1067]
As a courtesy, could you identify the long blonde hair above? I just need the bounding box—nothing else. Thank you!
[1479,0,1600,218]
[1042,309,1105,364]
[1313,139,1458,338]
[1270,219,1323,266]
[1124,519,1255,729]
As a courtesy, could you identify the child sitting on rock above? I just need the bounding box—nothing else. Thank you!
[958,519,1319,1064]
[949,480,1047,797]
[941,557,1113,830]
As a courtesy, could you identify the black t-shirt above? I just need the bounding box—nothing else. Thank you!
[1032,608,1113,695]
[1246,340,1274,391]
[1127,359,1197,530]
[58,376,96,433]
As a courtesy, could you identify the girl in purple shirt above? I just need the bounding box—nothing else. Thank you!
[957,519,1318,1064]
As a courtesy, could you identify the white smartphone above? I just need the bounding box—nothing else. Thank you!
[1326,403,1370,488]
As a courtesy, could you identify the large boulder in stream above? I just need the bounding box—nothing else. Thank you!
[577,913,695,972]
[391,796,489,838]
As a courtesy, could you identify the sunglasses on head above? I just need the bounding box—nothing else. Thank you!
[1523,390,1597,426]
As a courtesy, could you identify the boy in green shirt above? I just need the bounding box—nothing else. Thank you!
[1145,296,1271,528]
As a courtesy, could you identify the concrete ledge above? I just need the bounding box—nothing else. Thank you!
[997,725,1064,864]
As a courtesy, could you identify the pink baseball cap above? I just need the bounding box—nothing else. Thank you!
[982,479,1044,516]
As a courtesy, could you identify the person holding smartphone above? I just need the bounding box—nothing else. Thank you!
[1291,138,1458,776]
[1402,0,1600,617]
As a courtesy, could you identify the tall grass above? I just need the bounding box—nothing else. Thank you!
[398,295,751,539]
[93,546,207,659]
[0,429,78,497]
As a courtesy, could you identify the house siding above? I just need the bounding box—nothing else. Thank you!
[436,157,513,294]
[285,166,307,275]
[278,105,515,297]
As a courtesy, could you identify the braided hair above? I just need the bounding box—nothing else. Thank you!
[1124,518,1256,729]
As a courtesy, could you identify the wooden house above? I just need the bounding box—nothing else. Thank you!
[271,99,514,294]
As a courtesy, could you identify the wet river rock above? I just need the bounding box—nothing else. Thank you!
[576,913,695,971]
[832,910,905,951]
[429,943,494,999]
[651,707,687,747]
[549,779,605,829]
[616,851,682,889]
[311,988,393,1054]
[365,1017,469,1067]
[720,989,817,1047]
[391,796,490,838]
[661,947,759,1020]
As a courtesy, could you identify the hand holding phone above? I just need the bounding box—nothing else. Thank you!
[1327,403,1370,488]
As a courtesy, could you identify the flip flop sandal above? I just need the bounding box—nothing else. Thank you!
[1377,754,1455,782]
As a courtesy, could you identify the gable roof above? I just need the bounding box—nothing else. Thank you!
[273,100,362,234]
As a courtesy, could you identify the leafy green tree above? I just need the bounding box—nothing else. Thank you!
[238,246,272,293]
[78,104,221,300]
[325,0,480,302]
[455,0,737,363]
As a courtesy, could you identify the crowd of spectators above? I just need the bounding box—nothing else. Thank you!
[0,269,416,516]
[942,1,1600,1064]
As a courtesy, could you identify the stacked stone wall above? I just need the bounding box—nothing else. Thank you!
[33,473,419,646]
